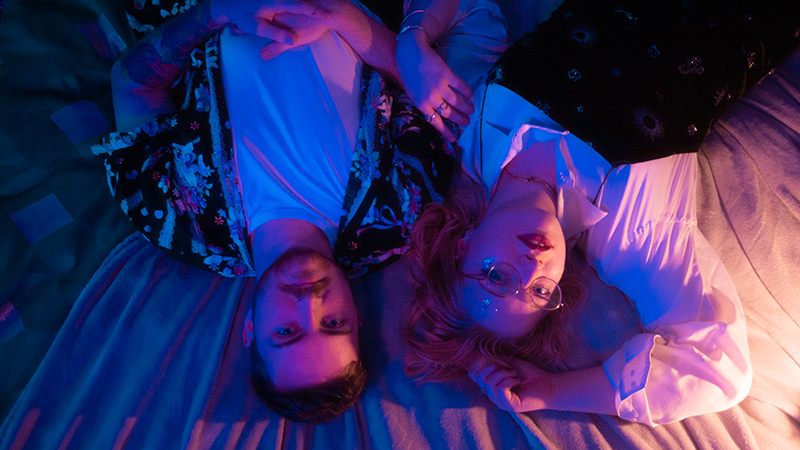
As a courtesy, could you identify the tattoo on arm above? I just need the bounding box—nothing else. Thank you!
[122,1,221,89]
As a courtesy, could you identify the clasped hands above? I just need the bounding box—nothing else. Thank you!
[468,357,556,413]
[209,0,474,142]
[210,0,340,60]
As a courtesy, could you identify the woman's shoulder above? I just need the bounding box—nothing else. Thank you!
[583,153,700,279]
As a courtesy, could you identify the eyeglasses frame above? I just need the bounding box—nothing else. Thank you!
[462,261,563,311]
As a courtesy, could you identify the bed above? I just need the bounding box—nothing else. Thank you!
[1,0,799,448]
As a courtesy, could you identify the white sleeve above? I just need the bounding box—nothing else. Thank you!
[404,0,510,91]
[585,154,752,426]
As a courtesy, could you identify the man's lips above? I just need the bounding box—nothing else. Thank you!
[517,233,552,251]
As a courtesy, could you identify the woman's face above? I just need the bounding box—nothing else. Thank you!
[460,201,566,338]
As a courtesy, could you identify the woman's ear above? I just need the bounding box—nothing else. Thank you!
[243,308,254,348]
[458,226,474,257]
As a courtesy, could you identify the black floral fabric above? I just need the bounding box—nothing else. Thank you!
[489,0,800,164]
[93,0,455,278]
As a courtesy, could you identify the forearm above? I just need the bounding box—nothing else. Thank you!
[332,0,399,82]
[401,0,459,45]
[392,0,473,140]
[544,365,617,416]
[112,0,223,130]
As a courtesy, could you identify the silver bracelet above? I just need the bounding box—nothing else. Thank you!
[400,10,426,28]
[396,24,429,42]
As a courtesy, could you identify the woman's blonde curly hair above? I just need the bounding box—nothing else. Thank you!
[403,181,584,382]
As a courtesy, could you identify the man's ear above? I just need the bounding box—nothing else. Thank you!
[243,308,254,348]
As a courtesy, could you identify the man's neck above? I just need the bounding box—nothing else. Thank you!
[250,219,334,277]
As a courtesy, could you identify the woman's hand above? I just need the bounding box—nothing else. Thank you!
[209,0,331,48]
[468,358,555,412]
[396,29,474,143]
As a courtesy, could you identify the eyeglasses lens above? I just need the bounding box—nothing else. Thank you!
[481,264,519,296]
[530,278,562,310]
[480,262,562,310]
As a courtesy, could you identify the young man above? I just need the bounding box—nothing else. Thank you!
[93,0,456,422]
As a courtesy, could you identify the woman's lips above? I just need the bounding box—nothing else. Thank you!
[517,233,552,251]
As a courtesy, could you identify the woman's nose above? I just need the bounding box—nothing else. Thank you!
[518,255,541,289]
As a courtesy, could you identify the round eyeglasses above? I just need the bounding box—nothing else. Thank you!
[463,261,562,310]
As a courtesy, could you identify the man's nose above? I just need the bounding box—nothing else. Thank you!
[297,290,324,325]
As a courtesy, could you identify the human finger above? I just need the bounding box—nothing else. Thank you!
[467,366,485,384]
[441,85,475,117]
[261,40,291,60]
[428,75,473,127]
[434,99,470,128]
[255,19,296,45]
[495,375,522,401]
[484,368,518,389]
[497,375,521,390]
[468,364,496,386]
[425,109,457,143]
[473,366,515,396]
[259,1,331,19]
[445,73,473,106]
[483,370,520,405]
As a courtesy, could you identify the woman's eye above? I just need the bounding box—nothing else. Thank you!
[324,318,345,328]
[488,270,511,285]
[533,286,552,297]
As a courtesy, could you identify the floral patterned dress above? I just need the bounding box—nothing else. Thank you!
[92,0,456,278]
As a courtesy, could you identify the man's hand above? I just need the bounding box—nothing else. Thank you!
[210,0,331,47]
[468,358,555,412]
[259,8,336,60]
[396,28,473,143]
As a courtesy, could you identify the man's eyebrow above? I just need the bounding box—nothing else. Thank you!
[269,328,353,349]
[270,333,305,349]
[278,277,331,297]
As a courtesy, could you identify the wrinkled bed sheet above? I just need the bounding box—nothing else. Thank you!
[2,0,799,448]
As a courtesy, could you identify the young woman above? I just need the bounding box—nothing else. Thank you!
[398,0,800,426]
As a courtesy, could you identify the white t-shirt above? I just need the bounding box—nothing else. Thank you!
[220,26,362,246]
[459,84,752,426]
[222,0,510,247]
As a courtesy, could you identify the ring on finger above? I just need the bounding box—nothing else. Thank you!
[436,101,448,114]
[427,112,437,123]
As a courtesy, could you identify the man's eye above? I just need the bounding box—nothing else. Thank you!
[275,326,296,336]
[533,286,552,297]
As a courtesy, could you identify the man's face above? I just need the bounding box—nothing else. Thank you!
[252,248,360,390]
